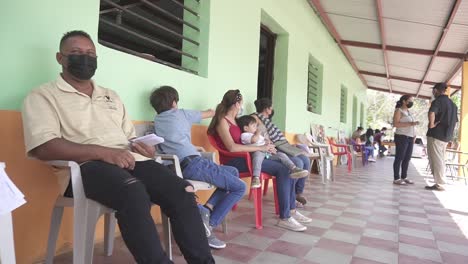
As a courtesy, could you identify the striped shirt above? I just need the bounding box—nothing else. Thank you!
[254,112,286,143]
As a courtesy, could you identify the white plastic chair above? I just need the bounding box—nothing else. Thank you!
[0,162,17,264]
[44,160,118,264]
[297,133,335,183]
[44,152,226,263]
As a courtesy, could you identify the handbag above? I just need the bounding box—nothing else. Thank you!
[274,140,306,157]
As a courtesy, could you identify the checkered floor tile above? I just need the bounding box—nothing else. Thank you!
[52,157,468,263]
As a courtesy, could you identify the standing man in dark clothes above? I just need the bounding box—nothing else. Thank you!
[425,83,458,191]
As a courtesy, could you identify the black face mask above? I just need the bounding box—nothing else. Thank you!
[407,102,413,108]
[66,54,97,80]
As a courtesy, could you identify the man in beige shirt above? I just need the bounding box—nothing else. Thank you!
[22,30,214,264]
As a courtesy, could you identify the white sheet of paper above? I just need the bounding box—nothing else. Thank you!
[130,134,165,146]
[0,165,26,215]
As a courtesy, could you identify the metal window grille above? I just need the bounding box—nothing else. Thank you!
[307,57,323,114]
[340,86,347,123]
[98,0,201,74]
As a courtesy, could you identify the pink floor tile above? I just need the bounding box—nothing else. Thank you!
[315,238,357,255]
[330,223,364,234]
[398,254,443,264]
[440,252,468,263]
[399,234,437,249]
[350,257,385,264]
[265,240,313,258]
[399,220,432,231]
[358,236,399,252]
[212,242,262,263]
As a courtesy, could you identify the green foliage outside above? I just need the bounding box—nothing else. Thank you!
[366,90,461,143]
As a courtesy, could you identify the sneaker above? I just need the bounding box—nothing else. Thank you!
[393,179,406,185]
[403,179,414,184]
[425,184,445,191]
[276,217,307,232]
[207,227,226,249]
[291,210,312,224]
[251,177,261,189]
[295,194,307,205]
[368,158,376,162]
[198,205,211,237]
[295,201,304,208]
[290,167,309,179]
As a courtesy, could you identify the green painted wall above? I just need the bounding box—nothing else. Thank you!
[1,0,367,135]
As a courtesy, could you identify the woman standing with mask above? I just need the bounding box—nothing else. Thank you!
[393,95,419,185]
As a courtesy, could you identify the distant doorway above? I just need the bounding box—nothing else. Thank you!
[257,25,277,99]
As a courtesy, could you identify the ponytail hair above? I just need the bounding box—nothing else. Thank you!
[395,94,412,109]
[207,90,243,135]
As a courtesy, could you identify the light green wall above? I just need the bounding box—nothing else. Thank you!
[1,0,367,135]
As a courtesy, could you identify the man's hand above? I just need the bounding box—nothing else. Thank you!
[429,121,440,129]
[201,109,215,119]
[131,141,156,158]
[98,147,136,169]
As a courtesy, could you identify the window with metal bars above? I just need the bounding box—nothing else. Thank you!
[306,56,323,114]
[98,0,201,75]
[340,85,347,123]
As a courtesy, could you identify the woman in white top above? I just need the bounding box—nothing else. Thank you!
[392,95,420,185]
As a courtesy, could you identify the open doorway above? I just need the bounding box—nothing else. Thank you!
[257,25,277,99]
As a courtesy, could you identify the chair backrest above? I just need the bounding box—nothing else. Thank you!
[310,124,326,144]
[207,134,231,165]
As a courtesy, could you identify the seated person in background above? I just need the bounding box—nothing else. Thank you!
[237,115,309,189]
[374,127,388,156]
[22,30,214,264]
[352,126,364,140]
[253,98,311,207]
[150,86,246,249]
[365,128,376,162]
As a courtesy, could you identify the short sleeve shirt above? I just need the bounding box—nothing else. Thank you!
[22,75,148,193]
[426,95,458,142]
[241,132,265,146]
[154,109,201,160]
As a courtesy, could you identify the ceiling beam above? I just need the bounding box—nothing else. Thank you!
[308,0,368,87]
[368,86,431,100]
[415,0,462,98]
[341,40,467,59]
[360,70,462,89]
[376,0,392,93]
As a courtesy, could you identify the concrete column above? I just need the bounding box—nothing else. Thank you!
[459,61,468,154]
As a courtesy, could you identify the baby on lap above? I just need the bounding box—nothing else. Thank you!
[237,115,309,189]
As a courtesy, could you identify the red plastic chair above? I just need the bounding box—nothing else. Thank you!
[327,137,352,172]
[207,134,279,229]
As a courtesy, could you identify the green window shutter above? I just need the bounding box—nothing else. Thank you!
[340,86,347,123]
[307,56,322,114]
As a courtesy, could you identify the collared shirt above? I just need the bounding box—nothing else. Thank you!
[426,95,458,142]
[22,75,148,193]
[154,108,201,160]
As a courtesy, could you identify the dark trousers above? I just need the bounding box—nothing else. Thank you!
[77,160,214,264]
[393,134,414,180]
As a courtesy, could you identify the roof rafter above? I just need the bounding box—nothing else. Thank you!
[415,0,462,98]
[341,40,467,59]
[368,86,431,100]
[360,70,461,89]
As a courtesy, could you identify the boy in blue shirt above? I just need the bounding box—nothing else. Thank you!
[150,86,246,249]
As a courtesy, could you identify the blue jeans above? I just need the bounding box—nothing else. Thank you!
[393,134,414,180]
[182,157,246,227]
[227,158,295,219]
[289,154,311,195]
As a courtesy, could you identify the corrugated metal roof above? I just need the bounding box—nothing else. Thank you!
[388,65,425,80]
[355,60,386,74]
[321,0,376,20]
[328,14,381,43]
[439,24,468,53]
[384,19,442,50]
[309,0,467,99]
[381,0,454,27]
[347,46,385,65]
[387,51,431,70]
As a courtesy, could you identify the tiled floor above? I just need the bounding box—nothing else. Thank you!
[52,157,468,263]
